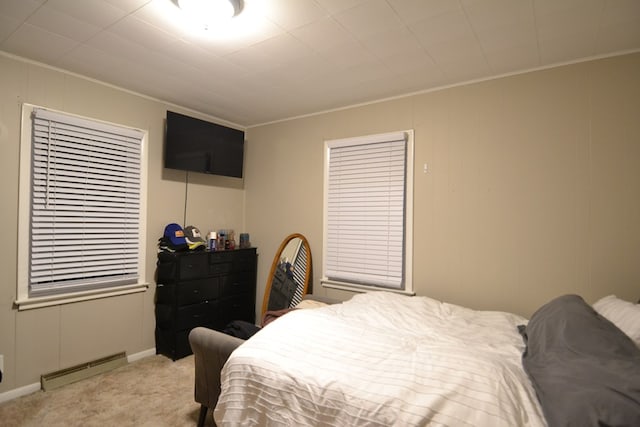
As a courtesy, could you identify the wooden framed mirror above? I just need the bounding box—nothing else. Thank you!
[261,233,312,316]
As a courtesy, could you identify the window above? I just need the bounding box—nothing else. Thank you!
[322,130,413,294]
[16,105,148,309]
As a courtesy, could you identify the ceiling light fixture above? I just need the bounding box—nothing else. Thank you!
[173,0,243,30]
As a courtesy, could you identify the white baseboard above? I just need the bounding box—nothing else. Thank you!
[0,382,40,404]
[0,348,156,404]
[127,348,156,363]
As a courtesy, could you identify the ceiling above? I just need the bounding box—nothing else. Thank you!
[1,0,639,127]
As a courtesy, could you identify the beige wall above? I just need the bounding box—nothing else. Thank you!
[245,53,640,318]
[0,53,245,393]
[2,50,639,396]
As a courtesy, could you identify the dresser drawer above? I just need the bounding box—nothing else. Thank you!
[174,329,194,359]
[178,253,209,280]
[220,272,255,296]
[155,282,174,305]
[156,258,177,283]
[219,294,255,325]
[175,301,218,330]
[233,255,256,271]
[155,303,173,329]
[176,278,219,306]
[209,261,232,275]
[210,251,234,263]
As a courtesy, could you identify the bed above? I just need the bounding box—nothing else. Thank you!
[190,292,640,426]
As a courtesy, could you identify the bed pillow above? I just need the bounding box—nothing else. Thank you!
[593,294,640,347]
[295,299,328,309]
[520,294,640,427]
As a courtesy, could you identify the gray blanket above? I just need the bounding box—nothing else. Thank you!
[519,294,640,427]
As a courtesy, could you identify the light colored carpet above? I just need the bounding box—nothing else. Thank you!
[0,355,214,427]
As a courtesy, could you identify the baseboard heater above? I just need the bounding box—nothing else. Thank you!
[41,351,127,391]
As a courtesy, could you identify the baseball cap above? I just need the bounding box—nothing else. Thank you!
[184,225,206,250]
[164,223,187,246]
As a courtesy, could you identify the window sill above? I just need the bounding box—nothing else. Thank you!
[322,279,415,296]
[14,283,149,311]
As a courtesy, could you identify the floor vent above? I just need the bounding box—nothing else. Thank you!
[41,351,127,391]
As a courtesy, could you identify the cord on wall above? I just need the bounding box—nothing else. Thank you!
[183,171,189,226]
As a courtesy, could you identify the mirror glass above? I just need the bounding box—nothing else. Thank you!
[261,233,312,316]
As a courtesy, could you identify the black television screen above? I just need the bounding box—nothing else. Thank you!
[164,111,245,178]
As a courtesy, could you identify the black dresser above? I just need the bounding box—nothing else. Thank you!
[155,248,257,360]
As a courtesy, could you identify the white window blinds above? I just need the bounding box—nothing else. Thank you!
[29,108,143,296]
[324,132,408,289]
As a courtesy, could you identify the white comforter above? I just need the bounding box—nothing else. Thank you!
[214,292,547,426]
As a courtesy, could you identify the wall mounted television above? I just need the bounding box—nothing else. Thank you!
[164,110,245,178]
